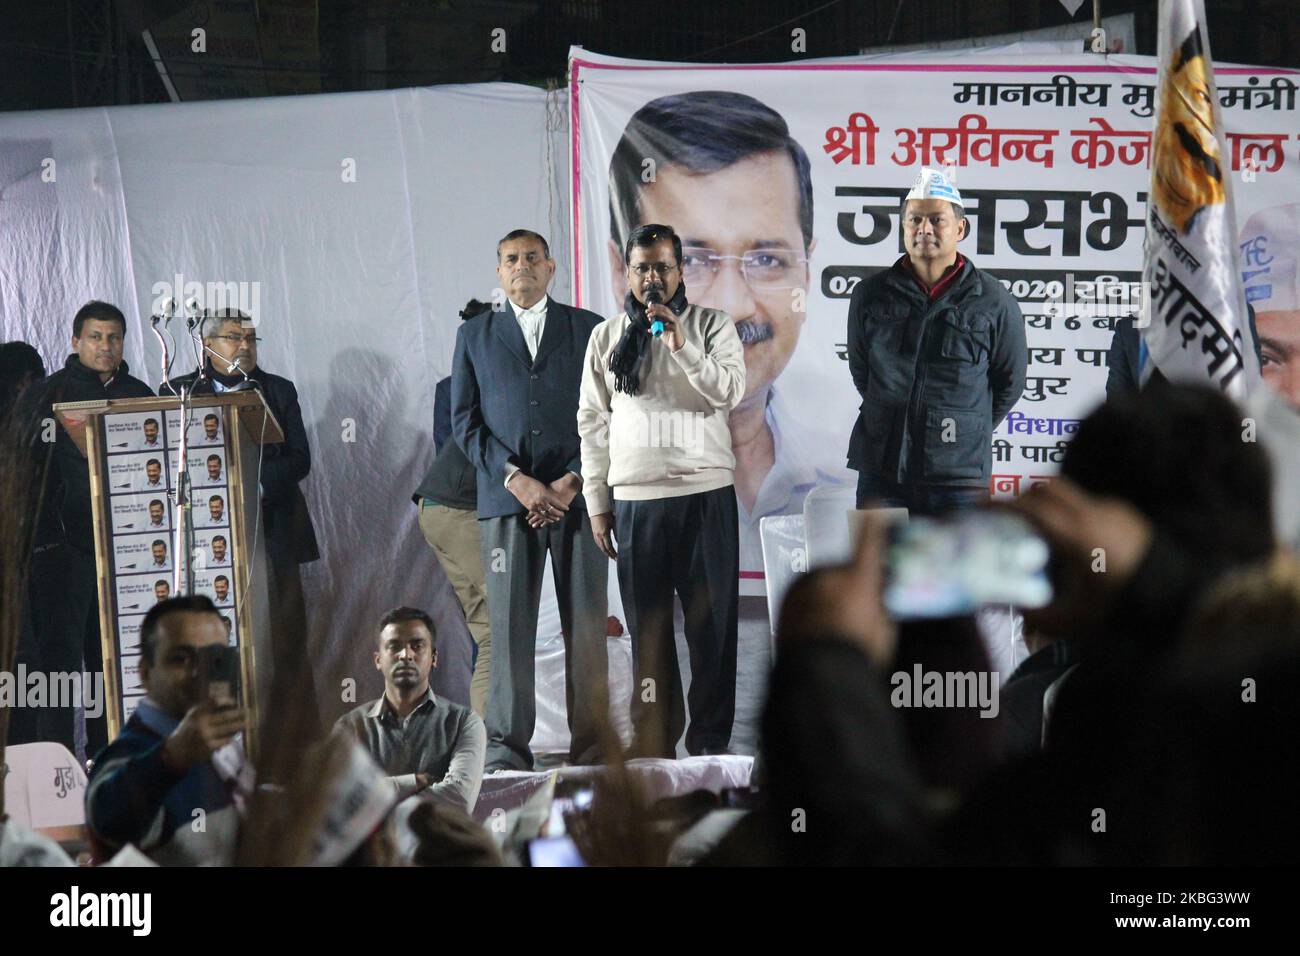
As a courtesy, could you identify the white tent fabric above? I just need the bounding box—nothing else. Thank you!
[0,83,571,713]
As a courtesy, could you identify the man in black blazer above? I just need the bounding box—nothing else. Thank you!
[452,230,609,771]
[33,301,154,758]
[163,308,321,728]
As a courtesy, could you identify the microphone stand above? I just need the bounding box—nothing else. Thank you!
[167,307,211,597]
[200,344,257,391]
[150,302,196,596]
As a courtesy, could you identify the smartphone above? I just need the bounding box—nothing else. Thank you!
[194,644,241,705]
[882,510,1052,620]
[544,786,594,837]
[524,835,587,867]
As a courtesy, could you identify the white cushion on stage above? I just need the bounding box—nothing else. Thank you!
[473,755,754,825]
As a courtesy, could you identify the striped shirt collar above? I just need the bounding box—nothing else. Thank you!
[367,685,437,722]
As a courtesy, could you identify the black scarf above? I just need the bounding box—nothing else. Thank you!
[610,284,688,395]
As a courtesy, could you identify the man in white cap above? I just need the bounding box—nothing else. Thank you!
[1240,203,1300,410]
[1239,204,1300,551]
[846,167,1027,513]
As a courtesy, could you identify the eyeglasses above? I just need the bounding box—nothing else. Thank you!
[680,247,809,293]
[628,262,679,278]
[211,334,261,345]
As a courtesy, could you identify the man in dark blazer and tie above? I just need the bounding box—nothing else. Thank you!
[452,229,609,771]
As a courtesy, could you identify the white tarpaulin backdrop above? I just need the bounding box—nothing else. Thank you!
[0,83,571,714]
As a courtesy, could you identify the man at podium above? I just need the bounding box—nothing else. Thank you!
[162,308,321,726]
[33,300,153,759]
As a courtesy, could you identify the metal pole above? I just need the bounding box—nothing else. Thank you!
[173,381,195,597]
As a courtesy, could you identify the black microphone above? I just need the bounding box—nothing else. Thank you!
[646,289,665,337]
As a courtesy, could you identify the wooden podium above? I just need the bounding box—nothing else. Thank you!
[53,391,283,755]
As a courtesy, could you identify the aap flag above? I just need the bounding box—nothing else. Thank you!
[1143,0,1262,398]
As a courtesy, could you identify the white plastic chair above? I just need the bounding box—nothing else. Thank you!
[2,742,87,836]
[802,484,860,570]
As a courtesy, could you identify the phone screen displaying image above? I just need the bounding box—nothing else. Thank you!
[883,511,1052,620]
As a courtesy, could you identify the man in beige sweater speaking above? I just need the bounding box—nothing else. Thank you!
[577,223,747,758]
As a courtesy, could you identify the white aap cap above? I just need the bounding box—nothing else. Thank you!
[1240,203,1300,313]
[307,736,397,867]
[906,166,963,207]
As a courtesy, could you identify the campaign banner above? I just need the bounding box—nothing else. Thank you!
[112,532,175,576]
[165,405,225,449]
[570,50,1300,588]
[103,409,168,455]
[108,492,173,536]
[168,445,229,489]
[105,451,171,496]
[114,572,174,616]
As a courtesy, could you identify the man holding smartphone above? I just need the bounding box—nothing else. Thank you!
[85,595,249,864]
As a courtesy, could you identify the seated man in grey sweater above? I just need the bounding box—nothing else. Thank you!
[335,607,486,814]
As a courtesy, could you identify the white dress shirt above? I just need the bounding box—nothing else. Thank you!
[498,297,582,492]
[509,295,548,361]
[505,295,548,488]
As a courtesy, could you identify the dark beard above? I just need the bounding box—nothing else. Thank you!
[734,319,774,346]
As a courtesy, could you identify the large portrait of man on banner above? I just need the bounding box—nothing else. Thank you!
[1241,203,1300,410]
[604,90,844,584]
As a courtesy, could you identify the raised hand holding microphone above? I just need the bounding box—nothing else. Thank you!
[645,288,682,353]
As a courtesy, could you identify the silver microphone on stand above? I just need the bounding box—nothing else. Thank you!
[201,347,257,390]
[151,297,178,394]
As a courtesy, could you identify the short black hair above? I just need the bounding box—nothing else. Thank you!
[140,594,220,664]
[207,454,221,463]
[608,91,814,253]
[73,301,127,338]
[152,539,166,548]
[496,229,551,261]
[204,413,219,424]
[0,341,45,381]
[209,495,223,504]
[154,579,169,588]
[214,574,229,585]
[143,417,159,428]
[149,499,164,509]
[378,606,438,646]
[459,298,490,321]
[624,223,683,267]
[146,458,161,468]
[213,534,226,544]
[202,308,253,338]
